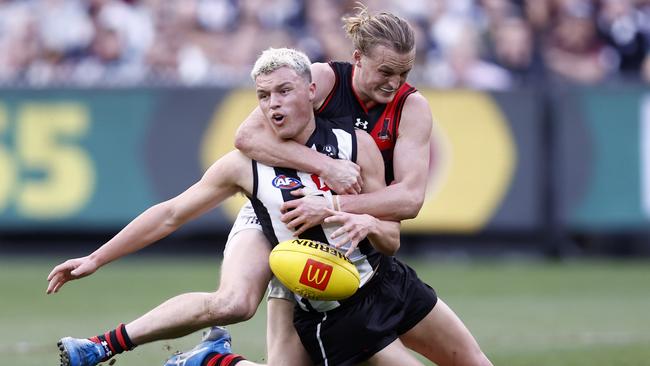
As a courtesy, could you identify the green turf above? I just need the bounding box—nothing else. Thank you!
[1,254,649,365]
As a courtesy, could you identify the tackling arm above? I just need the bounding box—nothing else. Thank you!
[325,130,400,256]
[338,93,433,220]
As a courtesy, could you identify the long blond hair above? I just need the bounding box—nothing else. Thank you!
[342,3,415,55]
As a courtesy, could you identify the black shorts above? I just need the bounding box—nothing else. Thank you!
[293,256,437,366]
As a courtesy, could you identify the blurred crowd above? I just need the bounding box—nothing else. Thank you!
[1,0,650,89]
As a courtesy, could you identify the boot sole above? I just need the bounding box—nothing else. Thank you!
[57,339,71,366]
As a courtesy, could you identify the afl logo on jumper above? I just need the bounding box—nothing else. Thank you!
[272,175,302,190]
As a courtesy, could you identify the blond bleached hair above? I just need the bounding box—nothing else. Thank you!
[250,47,312,82]
[342,4,415,55]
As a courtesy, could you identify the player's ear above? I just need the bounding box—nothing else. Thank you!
[353,49,362,67]
[309,82,316,100]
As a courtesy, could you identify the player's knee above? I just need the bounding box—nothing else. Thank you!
[229,297,257,320]
[205,290,257,322]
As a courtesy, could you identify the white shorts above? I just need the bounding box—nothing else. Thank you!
[267,276,295,301]
[223,201,263,256]
[225,202,293,301]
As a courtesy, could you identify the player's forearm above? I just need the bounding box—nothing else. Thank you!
[340,182,425,221]
[367,218,400,256]
[90,202,181,266]
[235,116,331,176]
[240,133,332,176]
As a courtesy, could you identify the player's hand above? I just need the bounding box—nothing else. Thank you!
[281,189,333,236]
[46,256,99,294]
[321,159,362,194]
[324,209,377,257]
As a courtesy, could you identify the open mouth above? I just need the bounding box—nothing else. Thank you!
[271,113,285,124]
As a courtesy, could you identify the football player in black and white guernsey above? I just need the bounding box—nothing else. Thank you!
[47,47,406,366]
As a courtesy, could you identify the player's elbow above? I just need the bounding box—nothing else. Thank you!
[385,239,400,256]
[396,193,425,220]
[407,198,425,219]
[371,231,400,256]
[234,129,253,154]
[156,201,189,231]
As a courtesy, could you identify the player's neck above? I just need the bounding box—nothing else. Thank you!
[294,116,316,145]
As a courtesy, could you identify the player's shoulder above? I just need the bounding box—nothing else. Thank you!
[311,62,335,87]
[311,62,335,77]
[205,150,250,178]
[198,149,253,194]
[223,149,250,164]
[401,90,432,122]
[311,62,336,106]
[402,89,429,110]
[398,90,433,136]
[355,128,378,152]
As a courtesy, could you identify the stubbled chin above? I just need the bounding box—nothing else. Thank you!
[375,91,395,103]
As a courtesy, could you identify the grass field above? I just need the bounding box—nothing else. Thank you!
[2,254,649,366]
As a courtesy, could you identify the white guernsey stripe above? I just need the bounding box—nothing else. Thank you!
[317,312,329,366]
[332,128,354,161]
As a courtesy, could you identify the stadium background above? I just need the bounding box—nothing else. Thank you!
[1,0,650,365]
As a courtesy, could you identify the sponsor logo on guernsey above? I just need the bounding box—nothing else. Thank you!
[272,175,302,190]
[355,118,369,130]
[299,258,333,291]
[291,239,352,264]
